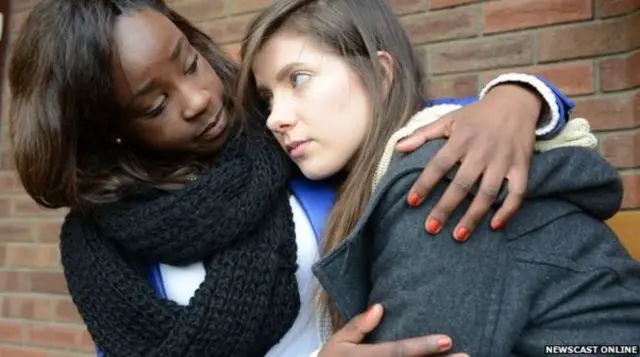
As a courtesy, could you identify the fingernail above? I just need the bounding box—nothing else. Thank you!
[426,218,441,234]
[366,304,379,314]
[491,220,504,230]
[454,227,470,241]
[437,338,452,350]
[407,193,422,207]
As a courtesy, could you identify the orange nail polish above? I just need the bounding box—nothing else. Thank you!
[426,219,441,234]
[407,193,422,207]
[491,220,504,230]
[454,227,470,241]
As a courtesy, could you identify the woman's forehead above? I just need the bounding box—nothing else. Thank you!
[113,9,181,70]
[112,9,183,102]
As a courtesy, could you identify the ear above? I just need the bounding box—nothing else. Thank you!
[376,50,395,97]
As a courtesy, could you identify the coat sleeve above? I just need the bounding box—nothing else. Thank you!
[510,212,640,353]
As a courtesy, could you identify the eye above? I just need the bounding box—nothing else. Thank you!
[145,95,167,118]
[186,55,199,75]
[290,72,310,88]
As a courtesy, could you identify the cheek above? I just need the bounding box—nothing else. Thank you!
[125,116,189,149]
[202,62,226,100]
[330,84,371,150]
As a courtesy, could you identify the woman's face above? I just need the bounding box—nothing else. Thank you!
[252,31,372,180]
[112,9,229,155]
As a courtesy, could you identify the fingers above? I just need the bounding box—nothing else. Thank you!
[452,161,506,239]
[491,166,527,230]
[406,141,461,213]
[357,334,457,357]
[419,149,482,239]
[333,304,384,344]
[395,118,452,153]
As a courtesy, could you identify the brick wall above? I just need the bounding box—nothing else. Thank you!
[0,0,638,355]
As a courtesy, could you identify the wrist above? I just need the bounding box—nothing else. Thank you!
[485,83,543,123]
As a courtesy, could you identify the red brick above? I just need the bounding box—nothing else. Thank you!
[0,271,31,292]
[621,173,640,209]
[390,0,424,14]
[12,197,67,218]
[0,345,47,357]
[25,323,85,350]
[2,295,55,321]
[573,92,640,131]
[600,51,640,92]
[54,299,82,323]
[597,0,640,18]
[601,132,640,169]
[480,61,595,96]
[402,7,477,44]
[169,0,224,23]
[223,43,241,64]
[425,74,479,98]
[4,244,60,268]
[484,0,593,34]
[79,330,97,351]
[538,13,638,62]
[29,271,68,295]
[428,34,533,74]
[47,352,94,357]
[199,14,255,45]
[0,149,15,170]
[0,271,67,294]
[227,0,270,15]
[0,197,12,216]
[0,320,23,343]
[35,221,63,243]
[0,221,35,242]
[429,0,480,9]
[0,171,21,192]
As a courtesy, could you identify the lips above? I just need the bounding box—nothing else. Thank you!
[284,139,311,159]
[285,140,308,153]
[197,110,221,138]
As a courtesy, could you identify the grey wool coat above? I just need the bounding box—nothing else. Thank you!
[312,141,640,356]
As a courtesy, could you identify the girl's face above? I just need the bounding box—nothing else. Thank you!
[252,31,372,180]
[112,9,229,155]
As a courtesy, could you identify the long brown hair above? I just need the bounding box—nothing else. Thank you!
[8,0,238,209]
[237,0,425,330]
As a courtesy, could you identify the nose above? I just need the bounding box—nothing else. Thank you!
[266,94,296,134]
[181,84,211,121]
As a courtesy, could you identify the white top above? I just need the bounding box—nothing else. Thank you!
[158,195,321,356]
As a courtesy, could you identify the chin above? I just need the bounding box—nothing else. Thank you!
[298,162,338,181]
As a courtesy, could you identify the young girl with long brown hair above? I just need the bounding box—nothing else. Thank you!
[239,0,640,355]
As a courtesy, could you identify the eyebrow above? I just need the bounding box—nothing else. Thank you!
[256,62,303,91]
[276,62,301,82]
[126,37,185,106]
[170,37,185,61]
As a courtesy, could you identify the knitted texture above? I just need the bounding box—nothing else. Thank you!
[60,133,300,357]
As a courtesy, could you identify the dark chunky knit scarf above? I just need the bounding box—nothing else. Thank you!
[60,133,300,357]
